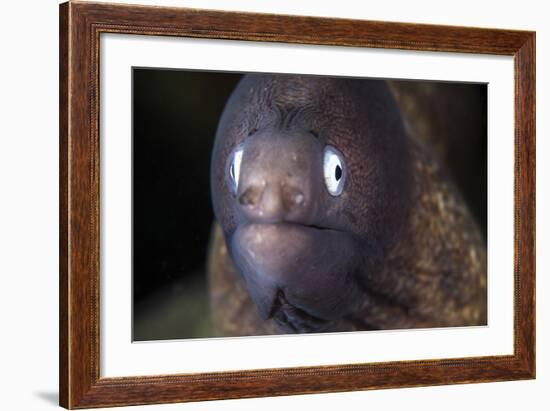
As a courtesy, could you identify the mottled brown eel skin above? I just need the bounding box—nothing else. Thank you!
[207,74,486,337]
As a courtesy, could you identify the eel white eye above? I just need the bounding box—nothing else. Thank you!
[323,145,346,196]
[228,146,244,193]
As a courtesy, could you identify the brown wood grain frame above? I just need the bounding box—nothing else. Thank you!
[59,1,536,408]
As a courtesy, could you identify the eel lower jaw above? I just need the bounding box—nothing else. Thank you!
[231,221,361,328]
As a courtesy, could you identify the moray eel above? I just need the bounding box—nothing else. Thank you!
[208,74,487,336]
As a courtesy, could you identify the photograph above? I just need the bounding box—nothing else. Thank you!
[132,69,488,340]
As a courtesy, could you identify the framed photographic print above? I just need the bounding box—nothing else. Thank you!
[59,1,535,408]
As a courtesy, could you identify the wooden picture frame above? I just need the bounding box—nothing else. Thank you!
[59,1,535,408]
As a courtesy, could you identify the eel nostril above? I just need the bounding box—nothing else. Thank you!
[282,185,305,211]
[238,186,262,207]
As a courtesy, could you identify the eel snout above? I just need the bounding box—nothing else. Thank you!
[234,129,322,227]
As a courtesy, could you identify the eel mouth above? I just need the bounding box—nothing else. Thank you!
[290,222,335,232]
[242,220,338,232]
[235,221,341,245]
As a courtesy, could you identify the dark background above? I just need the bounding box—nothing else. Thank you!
[132,68,487,341]
[133,69,242,340]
